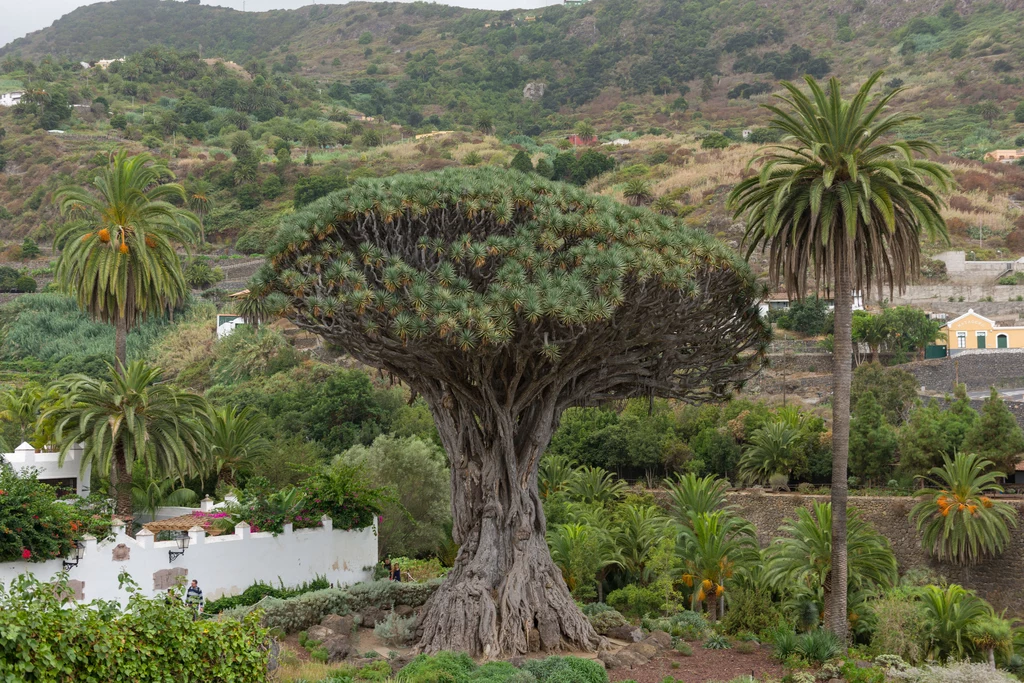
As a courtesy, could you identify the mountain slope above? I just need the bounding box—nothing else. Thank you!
[4,0,1024,150]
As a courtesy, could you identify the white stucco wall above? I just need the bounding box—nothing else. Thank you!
[3,443,91,497]
[0,517,377,605]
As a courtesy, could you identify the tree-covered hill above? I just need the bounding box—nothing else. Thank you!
[0,0,1022,274]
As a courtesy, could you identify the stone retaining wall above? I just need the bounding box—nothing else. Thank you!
[906,353,1024,392]
[727,490,1024,615]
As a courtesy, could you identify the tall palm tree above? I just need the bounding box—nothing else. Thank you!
[46,361,209,520]
[185,178,213,245]
[206,405,270,489]
[909,452,1018,566]
[728,72,951,639]
[54,150,197,367]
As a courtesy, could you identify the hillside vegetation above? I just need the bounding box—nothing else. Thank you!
[0,0,1022,278]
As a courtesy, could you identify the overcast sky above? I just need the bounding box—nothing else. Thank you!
[1,0,557,50]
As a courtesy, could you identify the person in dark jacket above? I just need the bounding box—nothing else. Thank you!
[185,579,204,620]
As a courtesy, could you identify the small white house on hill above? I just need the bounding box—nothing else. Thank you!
[216,313,246,339]
[0,91,24,107]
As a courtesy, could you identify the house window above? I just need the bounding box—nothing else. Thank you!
[957,332,966,348]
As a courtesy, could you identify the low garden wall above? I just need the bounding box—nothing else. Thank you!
[0,516,377,606]
[728,490,1024,616]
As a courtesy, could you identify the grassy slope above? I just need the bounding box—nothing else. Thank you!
[0,0,1023,260]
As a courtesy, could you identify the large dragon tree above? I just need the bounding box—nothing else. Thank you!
[258,168,769,656]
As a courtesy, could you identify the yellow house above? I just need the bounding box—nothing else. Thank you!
[941,309,1024,355]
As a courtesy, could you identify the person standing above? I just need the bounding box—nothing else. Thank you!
[383,557,392,580]
[391,563,401,582]
[185,579,204,620]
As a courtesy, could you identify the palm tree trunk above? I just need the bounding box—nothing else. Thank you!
[115,316,128,369]
[829,262,853,642]
[113,441,133,522]
[988,647,996,669]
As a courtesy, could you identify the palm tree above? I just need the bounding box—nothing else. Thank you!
[54,150,197,367]
[677,510,758,620]
[663,473,732,524]
[46,361,209,520]
[574,120,595,141]
[131,471,199,518]
[185,178,213,245]
[0,385,47,445]
[622,179,653,206]
[919,583,992,660]
[615,504,670,585]
[539,454,576,500]
[765,501,897,627]
[909,452,1018,566]
[652,196,680,216]
[547,522,620,601]
[728,72,951,639]
[968,614,1013,669]
[738,421,801,485]
[206,405,270,489]
[566,466,627,506]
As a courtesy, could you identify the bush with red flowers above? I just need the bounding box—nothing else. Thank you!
[0,466,110,563]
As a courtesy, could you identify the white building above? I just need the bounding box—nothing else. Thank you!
[216,313,246,339]
[0,91,24,107]
[2,442,91,497]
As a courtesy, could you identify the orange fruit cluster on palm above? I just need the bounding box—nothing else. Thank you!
[937,491,982,517]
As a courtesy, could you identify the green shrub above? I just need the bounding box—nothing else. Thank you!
[607,584,663,618]
[580,602,615,616]
[0,573,268,682]
[700,133,731,149]
[226,578,441,633]
[735,641,756,654]
[719,587,785,637]
[587,608,628,634]
[0,467,111,563]
[374,611,417,646]
[704,633,731,649]
[397,651,476,682]
[675,641,693,656]
[797,629,842,664]
[470,661,537,682]
[522,656,608,683]
[358,659,394,681]
[772,628,800,661]
[204,575,330,614]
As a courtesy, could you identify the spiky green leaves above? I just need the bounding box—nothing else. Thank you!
[54,150,196,329]
[728,72,952,299]
[269,167,759,349]
[909,452,1018,566]
[266,167,768,405]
